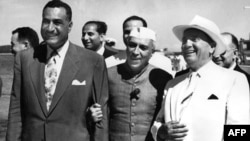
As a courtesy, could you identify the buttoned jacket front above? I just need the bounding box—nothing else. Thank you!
[108,64,172,141]
[6,42,109,141]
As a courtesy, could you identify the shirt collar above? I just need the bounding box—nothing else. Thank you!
[190,60,215,78]
[96,44,105,55]
[47,40,69,59]
[229,61,237,70]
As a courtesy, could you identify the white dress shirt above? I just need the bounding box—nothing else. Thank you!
[46,40,69,94]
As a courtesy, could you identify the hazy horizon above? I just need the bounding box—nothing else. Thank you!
[1,0,250,52]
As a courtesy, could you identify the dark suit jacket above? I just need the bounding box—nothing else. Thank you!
[234,64,250,85]
[103,45,118,59]
[175,68,190,77]
[6,42,109,141]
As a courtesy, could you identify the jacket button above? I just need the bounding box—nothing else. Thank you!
[132,102,136,106]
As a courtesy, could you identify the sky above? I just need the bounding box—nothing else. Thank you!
[0,0,250,52]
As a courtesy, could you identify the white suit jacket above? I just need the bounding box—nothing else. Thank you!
[151,61,250,141]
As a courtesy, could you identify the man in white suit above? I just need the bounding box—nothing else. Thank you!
[151,15,250,141]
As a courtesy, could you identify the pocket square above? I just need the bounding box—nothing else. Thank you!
[208,94,218,100]
[72,80,86,85]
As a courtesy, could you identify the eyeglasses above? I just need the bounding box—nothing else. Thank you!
[130,88,140,100]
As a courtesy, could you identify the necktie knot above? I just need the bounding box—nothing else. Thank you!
[188,72,200,83]
[47,50,58,62]
[51,50,58,56]
[48,50,58,65]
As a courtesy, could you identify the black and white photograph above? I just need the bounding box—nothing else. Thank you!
[0,0,250,141]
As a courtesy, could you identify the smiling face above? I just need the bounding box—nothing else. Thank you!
[81,23,103,51]
[41,7,72,49]
[182,29,215,71]
[126,37,154,74]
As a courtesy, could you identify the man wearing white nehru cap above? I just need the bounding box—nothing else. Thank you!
[107,26,173,141]
[90,27,173,141]
[105,16,174,76]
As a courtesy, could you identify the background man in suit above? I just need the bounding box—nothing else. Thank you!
[10,27,39,55]
[151,15,249,141]
[82,21,118,58]
[213,32,250,83]
[6,1,109,141]
[1,27,39,98]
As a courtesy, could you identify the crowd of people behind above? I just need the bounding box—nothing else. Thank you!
[1,0,250,141]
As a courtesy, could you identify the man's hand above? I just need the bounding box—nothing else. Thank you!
[88,103,103,123]
[157,121,188,141]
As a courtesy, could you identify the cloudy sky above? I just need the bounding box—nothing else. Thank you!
[0,0,250,52]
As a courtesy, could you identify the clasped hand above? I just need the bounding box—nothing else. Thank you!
[157,121,188,141]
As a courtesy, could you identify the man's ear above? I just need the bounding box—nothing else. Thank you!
[23,40,30,49]
[68,21,73,33]
[100,34,106,42]
[209,46,215,55]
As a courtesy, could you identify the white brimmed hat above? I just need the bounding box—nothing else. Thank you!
[172,15,226,57]
[129,27,156,41]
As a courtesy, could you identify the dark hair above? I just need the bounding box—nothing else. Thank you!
[83,21,107,34]
[122,15,147,29]
[184,28,217,47]
[221,32,239,49]
[43,0,72,21]
[12,27,39,48]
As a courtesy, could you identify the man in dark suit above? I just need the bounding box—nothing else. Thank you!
[213,32,250,83]
[82,21,118,58]
[6,1,109,141]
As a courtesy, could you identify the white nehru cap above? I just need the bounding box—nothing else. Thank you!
[129,27,156,41]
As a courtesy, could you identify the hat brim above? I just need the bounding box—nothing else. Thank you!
[173,25,225,57]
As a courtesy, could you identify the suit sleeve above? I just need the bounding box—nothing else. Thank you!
[226,72,250,124]
[151,89,167,141]
[92,56,109,141]
[6,52,22,141]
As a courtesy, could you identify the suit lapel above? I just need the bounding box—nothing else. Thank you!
[48,43,80,114]
[30,46,48,116]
